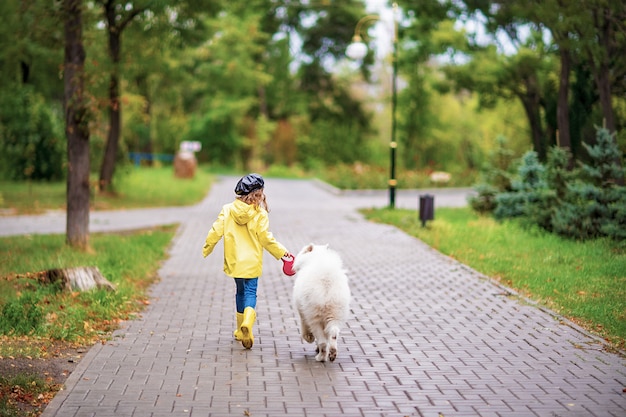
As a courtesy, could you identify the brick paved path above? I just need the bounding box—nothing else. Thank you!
[41,177,625,417]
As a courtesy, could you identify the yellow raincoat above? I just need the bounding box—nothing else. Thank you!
[202,199,287,278]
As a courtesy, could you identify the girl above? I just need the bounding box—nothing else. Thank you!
[202,173,291,349]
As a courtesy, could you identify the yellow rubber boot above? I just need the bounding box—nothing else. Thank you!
[240,307,256,349]
[233,312,244,341]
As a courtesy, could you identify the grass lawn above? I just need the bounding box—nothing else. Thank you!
[0,164,215,350]
[0,225,177,416]
[0,165,214,415]
[0,226,178,352]
[0,165,214,214]
[363,206,626,351]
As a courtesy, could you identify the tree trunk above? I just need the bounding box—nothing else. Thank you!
[592,5,623,184]
[99,21,121,192]
[518,76,545,160]
[595,63,615,133]
[557,48,572,152]
[136,74,153,163]
[258,84,268,118]
[63,0,90,250]
[98,1,146,191]
[143,95,153,161]
[99,71,121,190]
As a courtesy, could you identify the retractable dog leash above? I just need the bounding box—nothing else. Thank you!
[281,254,296,276]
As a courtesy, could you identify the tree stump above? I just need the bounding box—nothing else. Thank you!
[173,151,197,178]
[42,266,116,292]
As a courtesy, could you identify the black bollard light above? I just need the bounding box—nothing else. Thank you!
[419,194,434,227]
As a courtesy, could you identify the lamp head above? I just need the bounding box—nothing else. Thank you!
[346,36,368,60]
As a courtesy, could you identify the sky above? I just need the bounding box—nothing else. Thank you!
[290,0,525,73]
[363,0,529,58]
[363,0,395,59]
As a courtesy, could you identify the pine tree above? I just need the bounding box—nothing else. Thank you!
[545,146,575,201]
[530,146,577,231]
[493,151,546,220]
[602,195,626,242]
[469,136,516,214]
[552,127,626,240]
[580,127,623,187]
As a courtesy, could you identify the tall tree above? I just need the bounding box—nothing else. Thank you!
[451,0,624,169]
[397,0,450,168]
[443,0,558,160]
[63,0,91,249]
[0,0,64,97]
[517,0,624,178]
[97,0,148,192]
[96,0,221,191]
[521,0,575,152]
[291,1,372,164]
[575,0,625,183]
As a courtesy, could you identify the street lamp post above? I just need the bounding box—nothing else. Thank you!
[347,3,398,209]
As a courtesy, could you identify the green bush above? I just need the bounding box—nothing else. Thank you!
[294,117,369,168]
[468,183,498,214]
[0,85,65,181]
[552,182,605,239]
[484,135,517,192]
[185,113,241,166]
[552,128,626,240]
[469,136,517,214]
[545,146,575,200]
[471,127,626,242]
[493,151,546,220]
[602,192,626,241]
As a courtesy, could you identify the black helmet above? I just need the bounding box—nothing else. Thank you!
[235,173,264,195]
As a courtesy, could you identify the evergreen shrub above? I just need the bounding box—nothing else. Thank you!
[468,183,498,214]
[468,136,516,214]
[471,127,625,242]
[552,128,625,240]
[0,85,65,181]
[493,151,546,220]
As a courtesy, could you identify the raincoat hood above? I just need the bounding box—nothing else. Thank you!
[230,199,258,225]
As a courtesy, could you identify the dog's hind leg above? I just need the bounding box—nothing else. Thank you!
[298,312,315,343]
[315,341,328,362]
[311,322,328,362]
[326,324,340,362]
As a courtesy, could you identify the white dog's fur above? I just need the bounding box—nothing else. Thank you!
[292,244,351,362]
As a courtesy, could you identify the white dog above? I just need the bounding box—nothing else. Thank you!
[292,244,351,362]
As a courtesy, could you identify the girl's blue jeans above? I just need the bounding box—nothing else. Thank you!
[234,278,258,313]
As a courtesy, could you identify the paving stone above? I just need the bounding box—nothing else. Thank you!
[30,177,626,416]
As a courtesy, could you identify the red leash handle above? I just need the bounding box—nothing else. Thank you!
[281,255,296,276]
